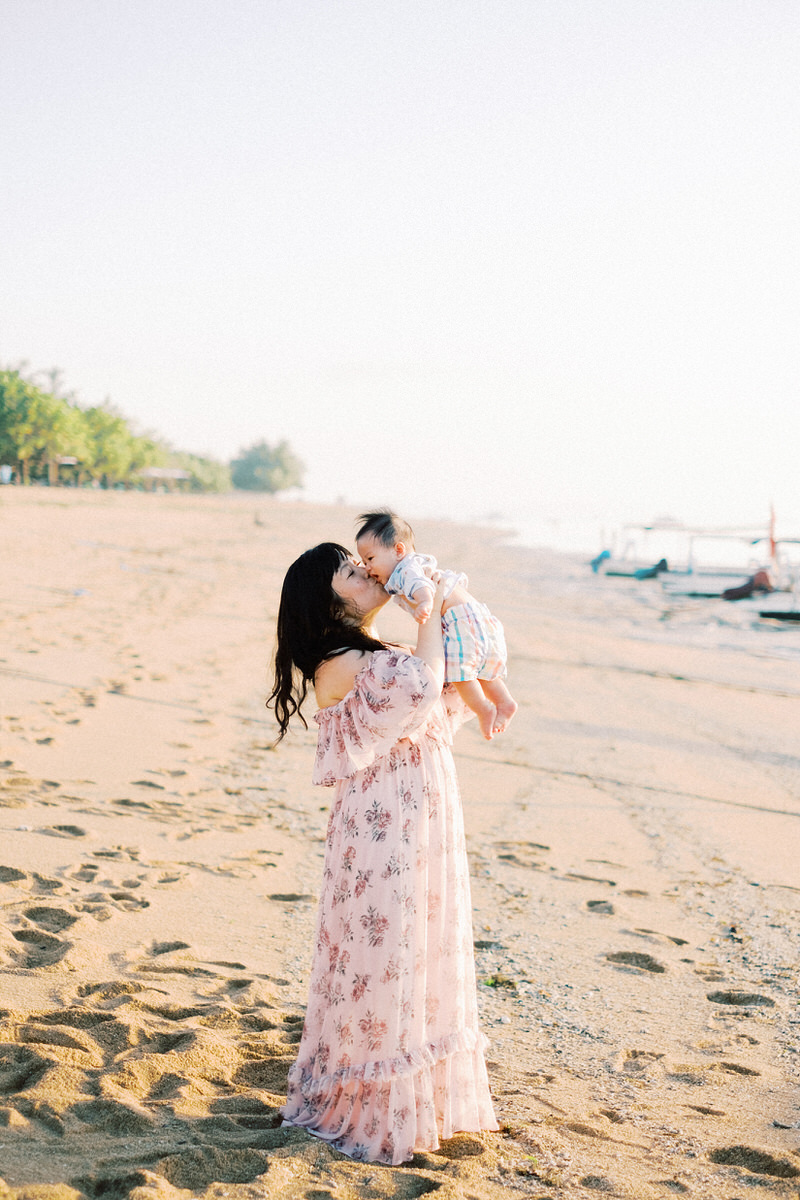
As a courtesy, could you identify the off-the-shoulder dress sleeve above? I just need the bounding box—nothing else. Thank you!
[313,650,442,784]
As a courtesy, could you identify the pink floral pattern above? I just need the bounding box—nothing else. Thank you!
[282,651,498,1164]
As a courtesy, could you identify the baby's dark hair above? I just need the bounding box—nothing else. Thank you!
[356,508,415,548]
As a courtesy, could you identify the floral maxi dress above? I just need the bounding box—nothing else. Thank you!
[281,650,498,1164]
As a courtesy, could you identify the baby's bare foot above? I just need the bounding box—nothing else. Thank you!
[476,700,497,741]
[492,698,518,735]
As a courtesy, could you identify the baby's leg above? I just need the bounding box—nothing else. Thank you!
[480,678,518,734]
[453,679,496,740]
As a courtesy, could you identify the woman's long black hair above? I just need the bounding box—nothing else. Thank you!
[267,542,387,741]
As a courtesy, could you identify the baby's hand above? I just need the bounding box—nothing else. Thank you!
[414,601,433,624]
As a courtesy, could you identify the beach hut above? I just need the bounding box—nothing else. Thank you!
[137,466,191,492]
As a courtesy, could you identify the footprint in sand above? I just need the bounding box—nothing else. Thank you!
[706,989,775,1008]
[77,980,154,1000]
[493,840,550,870]
[0,777,35,808]
[69,863,99,881]
[73,886,150,916]
[0,866,27,884]
[43,824,87,838]
[615,1048,665,1077]
[222,978,254,995]
[17,1023,105,1067]
[432,1133,491,1160]
[579,1174,618,1191]
[71,1096,155,1135]
[12,1096,65,1135]
[633,927,688,946]
[149,1146,269,1190]
[587,899,615,915]
[567,871,617,886]
[714,1061,761,1077]
[151,941,191,955]
[109,892,150,911]
[606,950,666,974]
[31,873,64,893]
[138,1002,217,1021]
[23,905,79,933]
[0,1045,52,1093]
[709,1146,800,1180]
[669,1064,712,1086]
[233,1057,298,1094]
[0,983,334,1193]
[138,962,220,980]
[11,927,71,965]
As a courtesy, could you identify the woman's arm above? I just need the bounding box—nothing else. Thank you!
[411,577,447,689]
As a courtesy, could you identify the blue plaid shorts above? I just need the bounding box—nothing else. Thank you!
[442,601,507,683]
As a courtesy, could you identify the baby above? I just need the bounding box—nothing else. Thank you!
[356,509,517,740]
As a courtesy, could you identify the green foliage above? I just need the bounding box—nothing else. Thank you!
[173,451,233,492]
[129,434,169,475]
[82,402,137,484]
[0,371,59,483]
[230,439,304,493]
[0,366,301,495]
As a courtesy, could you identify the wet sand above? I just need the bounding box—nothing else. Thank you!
[1,487,798,1199]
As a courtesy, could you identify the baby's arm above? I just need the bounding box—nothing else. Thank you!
[405,577,436,624]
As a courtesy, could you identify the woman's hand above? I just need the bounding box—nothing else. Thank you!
[428,570,450,608]
[412,576,446,689]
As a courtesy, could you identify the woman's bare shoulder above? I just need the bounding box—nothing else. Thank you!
[314,649,372,709]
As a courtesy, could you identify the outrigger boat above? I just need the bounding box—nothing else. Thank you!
[592,510,800,612]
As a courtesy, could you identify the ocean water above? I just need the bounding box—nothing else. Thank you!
[498,508,799,569]
[489,507,800,671]
[327,493,800,668]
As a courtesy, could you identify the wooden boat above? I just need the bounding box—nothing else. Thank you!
[593,510,800,595]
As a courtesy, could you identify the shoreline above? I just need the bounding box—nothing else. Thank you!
[1,488,798,1199]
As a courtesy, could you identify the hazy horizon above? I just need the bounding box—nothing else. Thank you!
[3,0,799,546]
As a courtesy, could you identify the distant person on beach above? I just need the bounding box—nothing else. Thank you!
[268,543,498,1164]
[355,509,517,740]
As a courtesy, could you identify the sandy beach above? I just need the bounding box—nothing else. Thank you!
[1,487,798,1200]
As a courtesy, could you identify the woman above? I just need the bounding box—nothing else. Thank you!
[268,543,498,1165]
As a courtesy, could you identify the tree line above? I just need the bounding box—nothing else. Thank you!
[0,366,304,494]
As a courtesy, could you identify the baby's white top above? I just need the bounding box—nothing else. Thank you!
[385,552,467,616]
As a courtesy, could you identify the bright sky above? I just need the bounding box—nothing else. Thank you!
[2,0,798,548]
